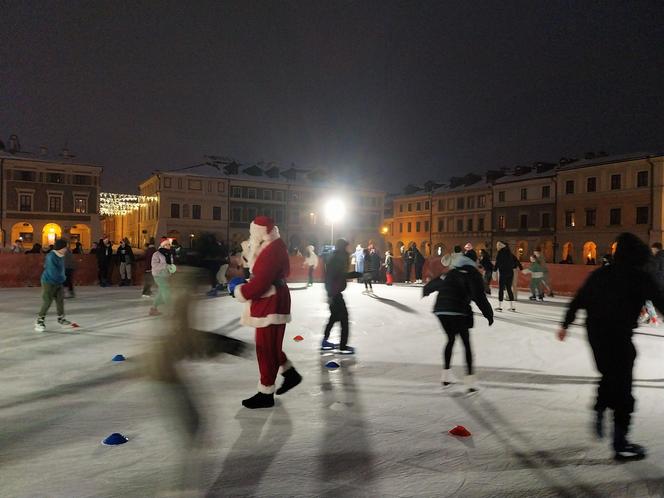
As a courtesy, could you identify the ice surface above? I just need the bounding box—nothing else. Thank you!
[2,282,664,497]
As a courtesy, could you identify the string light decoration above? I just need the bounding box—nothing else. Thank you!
[99,193,158,216]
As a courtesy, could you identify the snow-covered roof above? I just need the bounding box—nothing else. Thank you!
[0,150,102,170]
[557,152,664,171]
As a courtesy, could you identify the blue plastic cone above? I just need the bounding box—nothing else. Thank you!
[112,354,126,362]
[102,433,129,445]
[325,361,340,369]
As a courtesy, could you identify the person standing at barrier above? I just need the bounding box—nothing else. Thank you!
[150,237,176,316]
[117,238,134,286]
[494,241,517,312]
[303,245,319,287]
[96,237,113,286]
[558,233,664,461]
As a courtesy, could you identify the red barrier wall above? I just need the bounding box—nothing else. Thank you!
[0,253,593,295]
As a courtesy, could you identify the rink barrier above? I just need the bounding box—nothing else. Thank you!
[0,253,594,295]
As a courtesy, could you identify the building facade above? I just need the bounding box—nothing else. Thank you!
[556,153,664,264]
[103,166,386,253]
[492,163,556,261]
[1,151,102,250]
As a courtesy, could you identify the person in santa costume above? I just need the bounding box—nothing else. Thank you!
[228,216,302,409]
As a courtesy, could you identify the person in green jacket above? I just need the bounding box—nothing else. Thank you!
[35,239,73,332]
[523,254,545,301]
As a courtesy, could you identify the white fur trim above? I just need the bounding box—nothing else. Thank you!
[279,360,293,374]
[241,306,292,328]
[235,283,248,303]
[258,382,275,394]
[236,284,276,303]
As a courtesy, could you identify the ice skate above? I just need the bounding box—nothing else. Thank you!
[320,339,336,351]
[57,316,72,327]
[509,301,516,312]
[338,345,356,355]
[614,443,647,461]
[276,367,302,395]
[34,317,46,332]
[529,295,537,301]
[464,374,479,396]
[242,392,275,409]
[149,307,162,316]
[496,301,503,312]
[440,368,453,388]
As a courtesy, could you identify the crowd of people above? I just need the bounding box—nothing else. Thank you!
[29,213,664,462]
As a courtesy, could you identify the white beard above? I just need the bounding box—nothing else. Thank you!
[246,234,265,271]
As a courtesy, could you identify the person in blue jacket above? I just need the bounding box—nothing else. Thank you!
[35,239,73,332]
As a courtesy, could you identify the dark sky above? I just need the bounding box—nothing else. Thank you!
[2,0,663,193]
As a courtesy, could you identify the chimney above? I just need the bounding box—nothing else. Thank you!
[8,134,20,153]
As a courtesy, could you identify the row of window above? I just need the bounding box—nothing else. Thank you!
[12,169,95,186]
[564,207,649,228]
[398,195,488,214]
[170,203,222,221]
[498,186,551,202]
[230,186,286,201]
[231,206,285,224]
[398,217,488,234]
[496,213,552,230]
[163,177,226,193]
[18,192,88,214]
[561,172,647,195]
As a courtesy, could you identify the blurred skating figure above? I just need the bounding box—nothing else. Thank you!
[303,245,319,287]
[558,233,664,461]
[150,237,177,316]
[146,265,249,495]
[229,216,302,409]
[423,249,493,394]
[321,238,362,353]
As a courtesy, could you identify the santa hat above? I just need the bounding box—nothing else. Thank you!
[159,237,170,248]
[250,216,279,242]
[464,242,473,252]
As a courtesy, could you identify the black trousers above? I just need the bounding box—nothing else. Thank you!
[98,262,110,285]
[438,315,473,375]
[404,261,413,281]
[362,272,373,289]
[308,265,314,285]
[64,269,74,293]
[142,272,154,295]
[415,263,423,281]
[498,272,514,301]
[482,271,492,294]
[323,294,349,348]
[588,329,636,448]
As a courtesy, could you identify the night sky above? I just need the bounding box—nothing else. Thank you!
[2,1,663,194]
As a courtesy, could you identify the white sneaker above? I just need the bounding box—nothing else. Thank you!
[35,318,46,332]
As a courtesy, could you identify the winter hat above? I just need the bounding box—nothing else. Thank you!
[250,216,279,242]
[465,249,478,262]
[464,242,473,252]
[159,237,170,248]
[453,245,462,253]
[54,239,67,250]
[496,241,506,250]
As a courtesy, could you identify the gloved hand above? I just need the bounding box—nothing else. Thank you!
[167,264,177,274]
[228,277,247,298]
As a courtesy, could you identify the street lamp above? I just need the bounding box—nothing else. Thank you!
[324,198,345,246]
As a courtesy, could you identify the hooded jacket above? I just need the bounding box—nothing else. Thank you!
[41,250,66,285]
[325,241,361,297]
[423,254,493,327]
[495,246,520,274]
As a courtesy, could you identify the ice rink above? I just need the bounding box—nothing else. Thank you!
[2,281,664,497]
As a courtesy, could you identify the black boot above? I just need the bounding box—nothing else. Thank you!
[613,424,646,461]
[594,409,605,439]
[276,367,302,395]
[242,392,274,409]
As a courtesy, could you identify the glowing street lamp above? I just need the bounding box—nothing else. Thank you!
[324,198,345,245]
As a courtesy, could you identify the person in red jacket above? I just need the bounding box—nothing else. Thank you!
[230,216,302,409]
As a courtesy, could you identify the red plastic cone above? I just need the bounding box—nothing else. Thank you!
[293,335,304,342]
[448,425,472,437]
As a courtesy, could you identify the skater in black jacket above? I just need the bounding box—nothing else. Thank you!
[558,232,664,461]
[479,249,493,295]
[494,241,518,311]
[423,251,493,394]
[322,238,361,354]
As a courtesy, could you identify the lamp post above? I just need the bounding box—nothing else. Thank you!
[324,198,345,246]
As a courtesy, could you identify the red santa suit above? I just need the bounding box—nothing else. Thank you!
[234,217,293,395]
